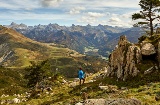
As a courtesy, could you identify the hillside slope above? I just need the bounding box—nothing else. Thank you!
[0,25,74,67]
[0,25,107,77]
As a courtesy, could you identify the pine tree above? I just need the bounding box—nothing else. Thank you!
[132,0,160,36]
[25,60,51,88]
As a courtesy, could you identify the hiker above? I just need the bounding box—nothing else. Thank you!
[78,68,85,85]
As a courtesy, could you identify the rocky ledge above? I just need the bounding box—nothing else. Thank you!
[107,35,160,81]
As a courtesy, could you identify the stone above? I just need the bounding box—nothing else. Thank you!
[84,99,107,105]
[82,98,141,105]
[1,100,6,104]
[141,43,156,55]
[99,86,109,90]
[62,79,67,83]
[75,102,83,105]
[88,80,94,83]
[121,87,128,90]
[105,98,141,105]
[46,87,52,91]
[12,98,20,104]
[144,67,154,75]
[155,66,158,70]
[108,35,141,81]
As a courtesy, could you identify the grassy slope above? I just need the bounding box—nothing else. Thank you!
[2,70,159,105]
[0,26,107,96]
[34,75,160,105]
[0,26,85,68]
[0,27,159,104]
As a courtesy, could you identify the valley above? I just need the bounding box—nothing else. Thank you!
[5,23,144,58]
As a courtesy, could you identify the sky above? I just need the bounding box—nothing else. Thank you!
[0,0,141,27]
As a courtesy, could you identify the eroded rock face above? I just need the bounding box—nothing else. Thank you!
[141,42,156,55]
[0,43,14,66]
[108,36,142,81]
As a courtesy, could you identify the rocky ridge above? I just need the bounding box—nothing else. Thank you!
[107,34,160,81]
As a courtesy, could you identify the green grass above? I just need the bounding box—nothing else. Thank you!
[0,67,27,95]
[0,67,160,105]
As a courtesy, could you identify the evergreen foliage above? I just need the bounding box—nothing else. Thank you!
[132,0,160,36]
[24,60,52,88]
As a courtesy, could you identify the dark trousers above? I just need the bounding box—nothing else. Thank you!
[79,78,85,85]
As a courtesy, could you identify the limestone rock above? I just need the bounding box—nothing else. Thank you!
[108,35,141,81]
[144,67,154,75]
[75,102,83,105]
[12,98,20,104]
[82,98,141,105]
[105,98,141,105]
[99,86,109,90]
[84,99,107,105]
[141,42,156,55]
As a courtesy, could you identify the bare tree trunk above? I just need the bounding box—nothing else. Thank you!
[150,20,153,36]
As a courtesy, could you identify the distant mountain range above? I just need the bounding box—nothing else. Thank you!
[0,25,107,77]
[5,22,145,58]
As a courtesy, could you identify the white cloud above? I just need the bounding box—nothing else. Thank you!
[107,15,137,27]
[88,12,105,18]
[0,0,141,27]
[69,7,86,14]
[108,17,121,23]
[41,0,63,7]
[77,12,106,25]
[78,16,97,24]
[84,0,140,8]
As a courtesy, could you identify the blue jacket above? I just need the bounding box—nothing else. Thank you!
[78,70,84,79]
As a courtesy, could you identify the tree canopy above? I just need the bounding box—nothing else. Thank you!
[24,60,52,88]
[132,0,160,36]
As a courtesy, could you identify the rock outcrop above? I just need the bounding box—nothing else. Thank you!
[107,36,142,81]
[0,43,14,66]
[107,35,160,81]
[76,98,141,105]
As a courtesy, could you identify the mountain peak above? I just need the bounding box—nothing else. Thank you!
[10,22,17,26]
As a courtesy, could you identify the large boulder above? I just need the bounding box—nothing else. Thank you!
[141,42,156,55]
[108,36,141,81]
[81,98,141,105]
